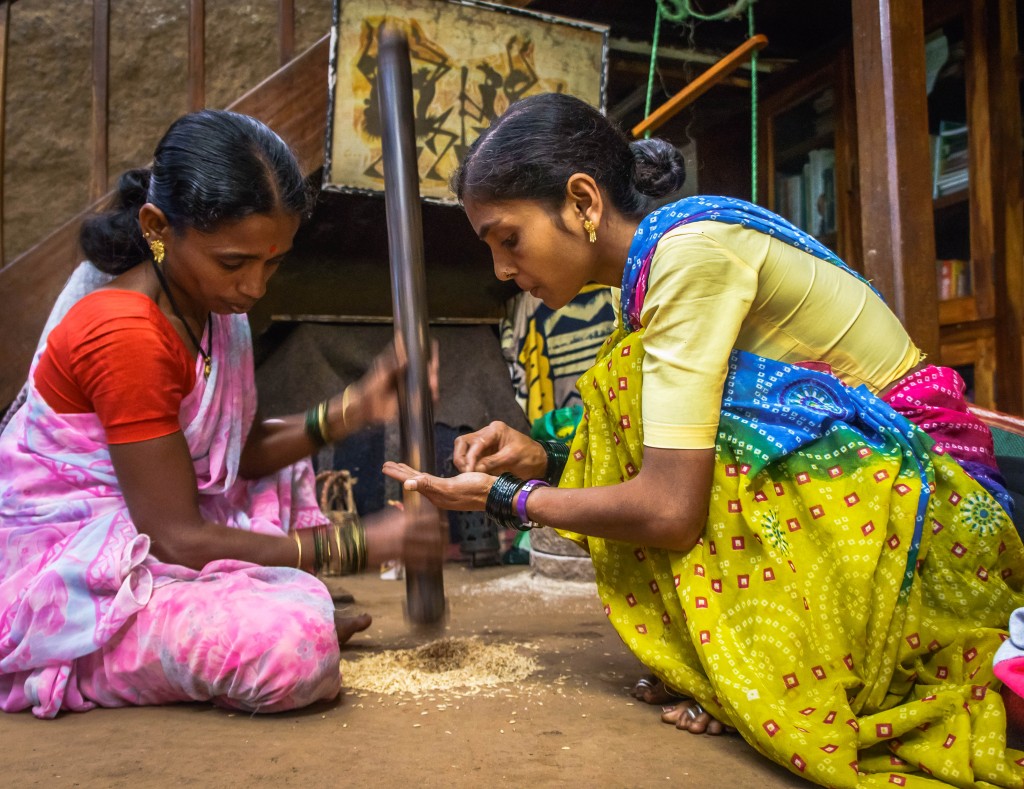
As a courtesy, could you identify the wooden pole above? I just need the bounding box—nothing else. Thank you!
[188,0,205,110]
[631,34,768,138]
[850,0,939,357]
[278,0,295,66]
[376,26,446,628]
[0,0,11,267]
[90,0,109,202]
[986,0,1023,413]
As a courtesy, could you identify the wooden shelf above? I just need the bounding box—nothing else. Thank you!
[933,188,968,211]
[938,295,978,325]
[774,131,835,169]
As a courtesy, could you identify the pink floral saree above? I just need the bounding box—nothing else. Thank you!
[0,263,338,717]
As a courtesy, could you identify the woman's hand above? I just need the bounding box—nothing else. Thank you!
[334,342,440,435]
[364,499,446,571]
[382,461,495,513]
[452,420,547,478]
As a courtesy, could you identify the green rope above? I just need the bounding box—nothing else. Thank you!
[658,0,753,23]
[642,2,663,140]
[748,2,758,203]
[642,0,761,201]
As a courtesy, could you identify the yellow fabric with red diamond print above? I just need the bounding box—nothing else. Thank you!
[557,325,1024,788]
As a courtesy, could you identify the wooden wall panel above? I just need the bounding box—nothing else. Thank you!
[0,36,330,409]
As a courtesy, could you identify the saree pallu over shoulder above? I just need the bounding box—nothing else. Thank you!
[558,327,1024,788]
[0,311,325,718]
[620,195,880,333]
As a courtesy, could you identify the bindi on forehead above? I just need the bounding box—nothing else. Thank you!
[269,244,278,255]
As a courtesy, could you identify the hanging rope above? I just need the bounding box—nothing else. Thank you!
[748,2,758,203]
[658,0,754,24]
[642,3,663,138]
[642,0,761,200]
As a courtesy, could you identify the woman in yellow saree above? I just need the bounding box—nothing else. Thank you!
[383,93,1024,787]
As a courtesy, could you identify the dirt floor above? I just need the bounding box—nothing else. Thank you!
[0,564,808,788]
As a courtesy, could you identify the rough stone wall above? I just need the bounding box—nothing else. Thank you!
[3,0,332,262]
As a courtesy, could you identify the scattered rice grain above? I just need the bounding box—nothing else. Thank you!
[342,637,538,696]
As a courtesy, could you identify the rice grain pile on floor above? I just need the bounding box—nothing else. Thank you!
[341,637,538,697]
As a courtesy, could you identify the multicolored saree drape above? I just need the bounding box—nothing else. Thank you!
[556,200,1024,787]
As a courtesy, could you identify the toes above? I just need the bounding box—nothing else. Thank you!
[631,675,657,701]
[660,701,728,735]
[632,677,676,705]
[335,612,373,645]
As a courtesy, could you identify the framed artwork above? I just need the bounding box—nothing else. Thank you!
[324,0,608,201]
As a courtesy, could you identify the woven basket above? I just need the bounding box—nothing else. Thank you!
[315,469,358,530]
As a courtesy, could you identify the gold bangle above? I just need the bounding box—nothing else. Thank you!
[292,530,303,570]
[316,400,332,445]
[341,385,353,432]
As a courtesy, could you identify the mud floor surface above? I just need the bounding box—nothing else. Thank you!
[0,565,805,788]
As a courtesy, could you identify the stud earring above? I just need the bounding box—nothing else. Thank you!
[583,218,597,244]
[149,239,166,265]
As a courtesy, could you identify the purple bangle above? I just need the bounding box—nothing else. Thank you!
[514,479,550,526]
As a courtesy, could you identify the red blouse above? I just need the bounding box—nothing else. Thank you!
[33,290,196,444]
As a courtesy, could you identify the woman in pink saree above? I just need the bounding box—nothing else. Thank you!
[0,110,434,718]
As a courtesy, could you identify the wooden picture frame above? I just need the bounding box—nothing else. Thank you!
[324,0,608,201]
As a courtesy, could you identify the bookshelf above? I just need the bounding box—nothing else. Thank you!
[753,0,1022,413]
[926,6,998,407]
[761,51,860,270]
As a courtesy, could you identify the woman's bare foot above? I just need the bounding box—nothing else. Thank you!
[661,699,735,735]
[334,612,372,645]
[630,675,682,705]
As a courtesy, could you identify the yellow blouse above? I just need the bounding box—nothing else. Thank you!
[638,221,923,449]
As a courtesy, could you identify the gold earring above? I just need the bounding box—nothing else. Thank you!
[583,219,597,244]
[149,239,165,265]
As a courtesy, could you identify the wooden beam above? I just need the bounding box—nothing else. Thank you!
[228,35,329,175]
[965,0,995,322]
[278,0,294,66]
[850,0,939,357]
[0,35,331,409]
[986,0,1024,414]
[609,36,787,74]
[90,0,110,202]
[631,34,768,138]
[188,0,205,110]
[0,0,10,266]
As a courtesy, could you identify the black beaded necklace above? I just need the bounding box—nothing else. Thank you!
[150,259,213,379]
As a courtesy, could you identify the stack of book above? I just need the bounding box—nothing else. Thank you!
[774,148,836,237]
[932,120,969,198]
[936,258,971,300]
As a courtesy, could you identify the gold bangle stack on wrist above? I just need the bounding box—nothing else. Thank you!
[302,517,367,576]
[340,385,353,431]
[304,399,332,448]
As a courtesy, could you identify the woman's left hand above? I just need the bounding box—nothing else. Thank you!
[382,461,494,512]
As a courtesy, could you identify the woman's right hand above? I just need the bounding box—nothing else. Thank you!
[452,420,547,479]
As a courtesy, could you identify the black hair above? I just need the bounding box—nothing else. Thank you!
[80,109,311,274]
[451,93,686,219]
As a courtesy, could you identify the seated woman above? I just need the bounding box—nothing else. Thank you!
[384,93,1024,787]
[0,109,438,718]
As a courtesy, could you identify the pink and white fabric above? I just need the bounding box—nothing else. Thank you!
[880,364,1012,513]
[0,263,338,718]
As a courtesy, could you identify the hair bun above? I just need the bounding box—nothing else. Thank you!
[79,167,153,274]
[630,138,687,199]
[114,168,152,208]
